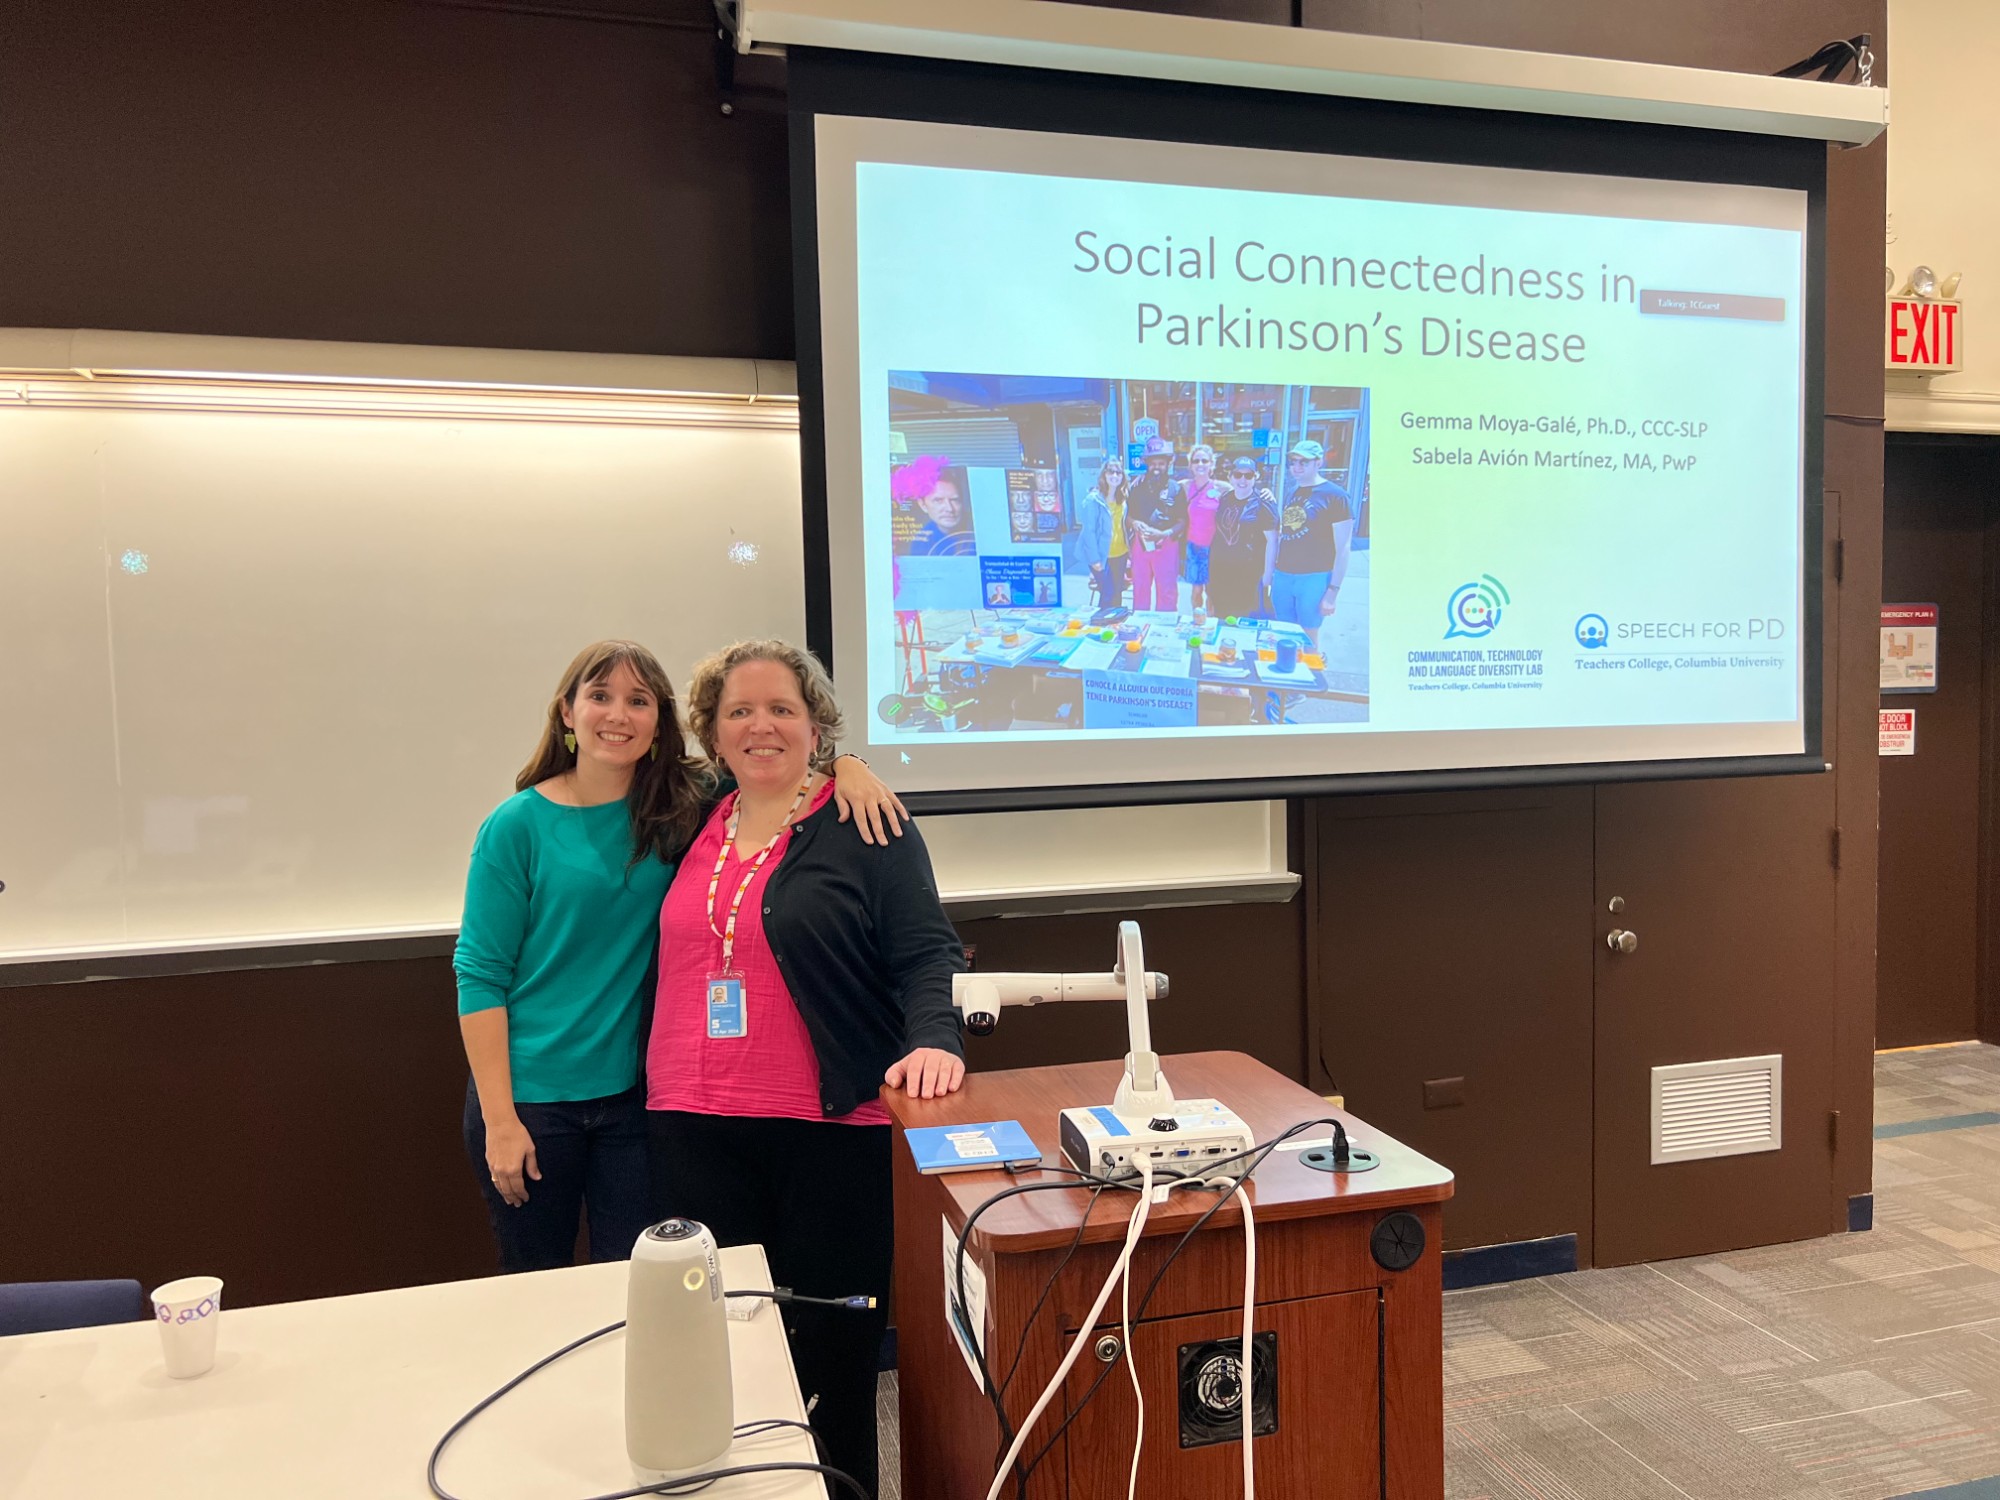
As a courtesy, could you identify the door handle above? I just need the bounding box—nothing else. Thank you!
[1606,928,1638,954]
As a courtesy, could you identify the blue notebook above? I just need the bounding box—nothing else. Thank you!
[905,1120,1043,1175]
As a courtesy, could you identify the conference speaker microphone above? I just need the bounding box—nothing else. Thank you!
[626,1219,733,1481]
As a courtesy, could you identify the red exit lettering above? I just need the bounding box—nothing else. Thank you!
[1888,298,1961,369]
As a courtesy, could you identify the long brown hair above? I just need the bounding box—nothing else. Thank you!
[515,640,709,866]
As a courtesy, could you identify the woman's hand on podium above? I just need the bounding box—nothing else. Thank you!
[885,1048,966,1100]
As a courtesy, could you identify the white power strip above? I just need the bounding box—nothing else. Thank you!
[1058,1099,1256,1179]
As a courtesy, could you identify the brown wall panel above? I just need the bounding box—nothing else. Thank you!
[1309,789,1595,1258]
[2,958,494,1306]
[1878,438,1994,1046]
[956,901,1306,1082]
[0,0,794,359]
[1303,0,1881,76]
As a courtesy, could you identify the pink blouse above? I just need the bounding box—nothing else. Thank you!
[1185,480,1224,548]
[645,780,889,1125]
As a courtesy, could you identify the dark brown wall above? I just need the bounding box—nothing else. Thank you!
[1,0,1884,1296]
[4,959,495,1305]
[1878,438,1997,1046]
[0,0,794,359]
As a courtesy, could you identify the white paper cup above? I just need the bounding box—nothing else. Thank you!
[150,1276,224,1379]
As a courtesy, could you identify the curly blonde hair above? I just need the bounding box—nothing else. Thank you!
[684,639,844,773]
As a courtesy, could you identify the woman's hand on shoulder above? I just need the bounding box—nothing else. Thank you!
[831,755,908,845]
[885,1047,965,1099]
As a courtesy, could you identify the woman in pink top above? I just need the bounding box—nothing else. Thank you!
[645,639,965,1498]
[1180,443,1226,614]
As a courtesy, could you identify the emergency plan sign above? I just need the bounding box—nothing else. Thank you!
[1881,604,1938,693]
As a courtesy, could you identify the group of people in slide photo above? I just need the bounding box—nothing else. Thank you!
[1077,437,1357,645]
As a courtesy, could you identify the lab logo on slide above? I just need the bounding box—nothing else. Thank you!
[1574,613,1610,650]
[1444,576,1511,640]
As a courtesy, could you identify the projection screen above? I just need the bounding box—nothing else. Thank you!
[801,87,1820,810]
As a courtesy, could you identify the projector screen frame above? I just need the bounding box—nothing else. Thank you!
[790,47,1827,815]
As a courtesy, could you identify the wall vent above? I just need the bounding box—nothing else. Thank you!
[1651,1054,1782,1165]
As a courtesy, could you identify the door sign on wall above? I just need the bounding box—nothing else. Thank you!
[1879,708,1917,756]
[1881,604,1938,693]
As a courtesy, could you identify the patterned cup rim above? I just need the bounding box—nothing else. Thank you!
[151,1275,224,1314]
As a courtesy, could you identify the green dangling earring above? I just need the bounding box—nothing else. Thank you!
[563,731,577,754]
[649,741,659,761]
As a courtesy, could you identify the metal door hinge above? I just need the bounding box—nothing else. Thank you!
[1834,536,1846,583]
[1829,1109,1841,1150]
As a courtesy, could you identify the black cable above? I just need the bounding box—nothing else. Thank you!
[996,1183,1105,1402]
[727,1287,876,1310]
[1017,1117,1342,1481]
[425,1314,872,1500]
[953,1177,1114,1498]
[1772,35,1871,83]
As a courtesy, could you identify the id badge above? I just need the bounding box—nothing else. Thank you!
[705,971,747,1039]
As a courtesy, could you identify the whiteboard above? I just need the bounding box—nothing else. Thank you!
[0,339,1286,963]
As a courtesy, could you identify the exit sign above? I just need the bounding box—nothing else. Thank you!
[1886,298,1962,371]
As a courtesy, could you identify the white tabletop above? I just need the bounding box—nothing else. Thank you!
[0,1245,826,1499]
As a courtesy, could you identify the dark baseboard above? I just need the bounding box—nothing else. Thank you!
[1849,1193,1874,1232]
[1441,1233,1579,1291]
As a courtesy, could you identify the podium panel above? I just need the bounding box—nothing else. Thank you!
[886,1051,1453,1500]
[1061,1291,1381,1499]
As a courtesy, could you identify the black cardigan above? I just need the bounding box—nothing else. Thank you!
[759,799,967,1118]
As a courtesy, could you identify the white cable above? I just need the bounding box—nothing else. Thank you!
[1232,1181,1257,1500]
[983,1155,1155,1500]
[1123,1156,1153,1500]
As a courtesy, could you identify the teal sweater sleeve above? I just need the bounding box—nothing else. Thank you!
[455,804,534,1016]
[453,791,675,1103]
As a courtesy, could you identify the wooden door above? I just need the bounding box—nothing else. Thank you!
[1061,1292,1380,1499]
[1590,775,1840,1263]
[1311,788,1596,1259]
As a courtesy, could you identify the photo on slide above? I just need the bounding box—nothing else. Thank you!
[878,372,1371,738]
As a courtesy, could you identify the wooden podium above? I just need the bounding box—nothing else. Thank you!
[886,1051,1453,1500]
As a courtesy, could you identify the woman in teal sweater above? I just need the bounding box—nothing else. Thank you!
[455,639,906,1272]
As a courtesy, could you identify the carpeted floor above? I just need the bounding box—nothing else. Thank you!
[876,1042,2000,1499]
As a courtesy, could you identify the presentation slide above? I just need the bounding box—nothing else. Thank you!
[811,115,1809,798]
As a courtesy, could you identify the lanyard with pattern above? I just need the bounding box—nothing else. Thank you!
[705,778,811,971]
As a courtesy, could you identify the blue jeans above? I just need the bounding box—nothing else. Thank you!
[1268,569,1332,631]
[462,1080,653,1273]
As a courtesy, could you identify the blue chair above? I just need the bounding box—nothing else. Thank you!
[0,1279,148,1336]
